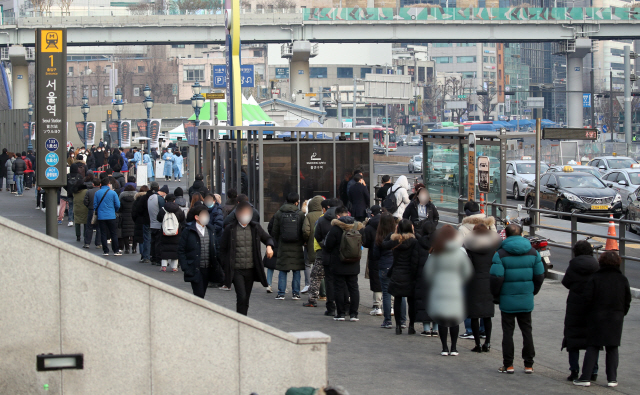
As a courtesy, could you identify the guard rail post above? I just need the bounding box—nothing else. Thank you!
[570,213,578,259]
[619,218,626,274]
[458,195,465,224]
[529,207,536,237]
[490,202,497,219]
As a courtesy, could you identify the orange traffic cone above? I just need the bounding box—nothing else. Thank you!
[480,193,485,214]
[605,214,619,251]
[440,187,444,203]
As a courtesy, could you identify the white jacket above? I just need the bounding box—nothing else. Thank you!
[388,175,411,219]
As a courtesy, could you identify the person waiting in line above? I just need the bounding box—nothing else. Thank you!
[0,148,9,191]
[131,185,150,259]
[72,175,91,243]
[272,192,306,300]
[118,184,138,255]
[178,205,219,298]
[425,225,473,356]
[302,196,325,295]
[221,188,238,218]
[347,173,370,222]
[174,187,188,212]
[403,185,439,230]
[415,220,438,337]
[562,241,600,382]
[376,175,392,203]
[190,192,204,209]
[573,251,631,388]
[83,178,103,249]
[361,205,383,317]
[458,200,496,238]
[157,193,186,272]
[220,201,274,315]
[464,223,502,353]
[94,177,122,256]
[147,183,168,265]
[372,213,399,329]
[386,175,411,220]
[223,194,260,228]
[188,174,208,201]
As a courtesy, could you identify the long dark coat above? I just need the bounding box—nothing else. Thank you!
[272,203,305,272]
[220,220,274,288]
[414,221,436,323]
[263,216,278,270]
[347,182,370,219]
[463,231,502,318]
[383,233,419,298]
[584,265,632,347]
[178,222,219,283]
[118,190,137,238]
[131,192,147,244]
[561,254,600,350]
[157,201,186,260]
[361,214,381,292]
[324,217,365,276]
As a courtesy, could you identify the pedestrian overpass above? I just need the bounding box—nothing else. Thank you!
[1,7,640,46]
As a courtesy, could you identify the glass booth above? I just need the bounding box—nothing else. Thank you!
[198,126,374,224]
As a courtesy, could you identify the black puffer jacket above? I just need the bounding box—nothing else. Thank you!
[113,172,125,192]
[463,231,502,318]
[561,254,600,351]
[383,232,419,297]
[361,214,381,292]
[414,221,436,323]
[178,222,219,283]
[118,190,137,238]
[402,200,440,229]
[157,201,186,260]
[12,157,26,175]
[372,233,394,271]
[314,207,337,267]
[188,180,208,200]
[324,216,364,276]
[132,191,147,244]
[272,203,305,272]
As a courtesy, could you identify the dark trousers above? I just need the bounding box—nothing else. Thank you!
[569,349,598,374]
[334,274,359,316]
[471,317,492,346]
[579,346,617,382]
[98,219,119,253]
[85,211,101,246]
[191,268,210,298]
[232,268,255,315]
[119,237,132,251]
[394,296,416,328]
[501,311,535,368]
[151,229,162,263]
[323,266,336,313]
[36,189,45,207]
[439,324,460,351]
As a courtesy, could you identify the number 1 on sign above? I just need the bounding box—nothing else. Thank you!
[49,55,53,67]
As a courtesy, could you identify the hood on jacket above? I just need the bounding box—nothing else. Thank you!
[164,201,181,213]
[323,207,338,222]
[331,217,364,231]
[390,232,416,243]
[461,214,496,229]
[464,231,502,253]
[392,175,410,191]
[119,190,137,202]
[175,196,187,207]
[569,254,600,276]
[279,202,300,213]
[134,191,146,200]
[307,195,324,213]
[500,236,534,256]
[75,183,87,192]
[366,213,381,230]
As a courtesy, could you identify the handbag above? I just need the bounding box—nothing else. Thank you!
[91,189,108,225]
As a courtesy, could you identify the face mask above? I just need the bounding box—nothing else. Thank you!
[205,202,214,208]
[238,214,252,225]
[418,193,429,205]
[197,214,209,226]
[71,155,74,158]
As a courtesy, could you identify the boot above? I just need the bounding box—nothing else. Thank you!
[396,326,402,335]
[408,326,416,335]
[567,370,579,381]
[132,246,137,254]
[124,246,130,254]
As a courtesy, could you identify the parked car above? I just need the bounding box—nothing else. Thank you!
[625,186,640,233]
[408,154,422,173]
[587,156,638,174]
[546,165,602,179]
[602,165,640,209]
[397,135,408,147]
[507,160,549,200]
[408,136,422,146]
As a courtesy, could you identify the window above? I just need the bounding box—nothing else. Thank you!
[72,86,77,98]
[498,54,502,64]
[360,67,372,78]
[483,56,489,63]
[253,50,262,57]
[547,175,557,186]
[483,71,489,78]
[66,86,71,99]
[68,66,74,74]
[375,68,384,74]
[91,85,98,97]
[309,67,327,78]
[611,62,625,70]
[171,44,185,48]
[337,67,353,78]
[434,56,453,64]
[133,86,141,97]
[433,43,452,47]
[137,66,145,73]
[616,173,628,183]
[490,72,496,79]
[457,56,476,63]
[183,65,205,81]
[194,44,208,49]
[611,48,624,56]
[490,56,496,63]
[103,85,109,97]
[539,174,550,186]
[458,43,476,47]
[82,85,89,97]
[461,72,475,79]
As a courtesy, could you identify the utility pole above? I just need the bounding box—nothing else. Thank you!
[319,85,324,124]
[610,68,614,142]
[624,45,632,146]
[590,69,595,128]
[353,77,357,128]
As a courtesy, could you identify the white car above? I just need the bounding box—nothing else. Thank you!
[408,155,422,173]
[588,156,638,174]
[408,136,422,146]
[507,160,549,200]
[602,167,640,209]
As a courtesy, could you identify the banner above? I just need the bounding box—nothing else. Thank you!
[23,122,31,142]
[85,122,95,146]
[30,122,35,141]
[75,122,85,143]
[149,119,161,149]
[121,120,131,148]
[183,120,197,146]
[107,121,119,147]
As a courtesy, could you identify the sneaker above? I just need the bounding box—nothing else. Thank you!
[324,310,335,317]
[114,251,123,256]
[370,307,383,316]
[301,285,309,294]
[401,323,407,329]
[302,301,317,307]
[41,208,46,213]
[573,380,590,387]
[430,330,439,337]
[390,308,394,316]
[219,285,231,291]
[381,322,393,329]
[459,332,474,339]
[68,221,74,227]
[82,244,90,249]
[420,331,430,336]
[57,220,62,225]
[480,332,487,339]
[318,296,327,301]
[498,366,515,374]
[96,245,102,249]
[333,315,345,321]
[607,381,618,387]
[349,315,359,322]
[292,294,301,300]
[160,267,166,272]
[524,367,534,374]
[103,252,109,256]
[142,259,152,264]
[35,206,40,210]
[449,349,459,356]
[275,295,285,300]
[441,348,450,356]
[172,268,178,272]
[266,286,273,293]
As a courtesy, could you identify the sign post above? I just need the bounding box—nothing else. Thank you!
[468,133,476,203]
[36,28,67,238]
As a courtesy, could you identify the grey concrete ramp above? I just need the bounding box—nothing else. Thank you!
[0,216,329,394]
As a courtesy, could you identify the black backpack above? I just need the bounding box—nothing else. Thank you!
[382,186,400,213]
[65,173,83,195]
[280,211,301,243]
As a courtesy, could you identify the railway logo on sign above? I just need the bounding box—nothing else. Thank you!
[45,138,59,151]
[45,167,59,181]
[41,30,62,52]
[45,153,59,166]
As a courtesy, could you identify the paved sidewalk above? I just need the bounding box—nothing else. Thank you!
[2,186,639,394]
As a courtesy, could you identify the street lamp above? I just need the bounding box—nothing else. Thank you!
[113,88,124,148]
[143,86,154,152]
[27,101,34,151]
[80,97,90,148]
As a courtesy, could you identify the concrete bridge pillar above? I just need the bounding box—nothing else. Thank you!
[282,41,317,108]
[566,39,592,128]
[8,45,29,110]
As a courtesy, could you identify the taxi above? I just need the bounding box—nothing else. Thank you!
[602,164,640,210]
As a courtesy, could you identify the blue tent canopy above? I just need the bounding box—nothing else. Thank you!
[295,119,323,128]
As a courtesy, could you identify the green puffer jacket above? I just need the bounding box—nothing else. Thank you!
[273,202,305,271]
[73,184,89,225]
[302,196,324,262]
[490,236,544,314]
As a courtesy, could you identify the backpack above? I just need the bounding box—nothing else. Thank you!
[280,211,301,243]
[382,186,400,214]
[339,223,363,263]
[162,208,180,236]
[66,173,83,195]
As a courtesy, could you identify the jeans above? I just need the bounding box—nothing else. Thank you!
[266,268,274,286]
[395,296,416,328]
[464,318,484,335]
[15,174,24,195]
[569,349,598,374]
[579,346,617,382]
[334,274,359,317]
[68,201,74,223]
[501,311,535,368]
[379,268,392,323]
[233,268,255,315]
[423,322,439,332]
[278,270,301,296]
[141,225,151,260]
[98,219,120,254]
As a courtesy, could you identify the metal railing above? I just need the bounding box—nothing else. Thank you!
[457,197,640,274]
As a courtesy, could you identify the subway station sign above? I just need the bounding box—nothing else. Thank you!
[36,29,67,187]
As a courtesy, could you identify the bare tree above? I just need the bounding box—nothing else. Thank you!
[144,46,178,104]
[129,1,166,15]
[476,89,498,121]
[258,0,296,11]
[442,76,472,122]
[56,0,73,15]
[422,76,443,122]
[32,0,54,15]
[169,0,223,13]
[113,48,138,104]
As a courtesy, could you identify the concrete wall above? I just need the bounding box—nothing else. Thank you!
[0,216,329,395]
[0,109,29,154]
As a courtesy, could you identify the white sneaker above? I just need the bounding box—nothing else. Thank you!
[41,208,46,213]
[68,221,74,227]
[391,308,395,316]
[219,285,230,291]
[370,307,383,316]
[301,285,310,294]
[266,285,273,293]
[35,206,40,210]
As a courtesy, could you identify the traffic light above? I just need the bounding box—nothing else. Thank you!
[632,92,640,97]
